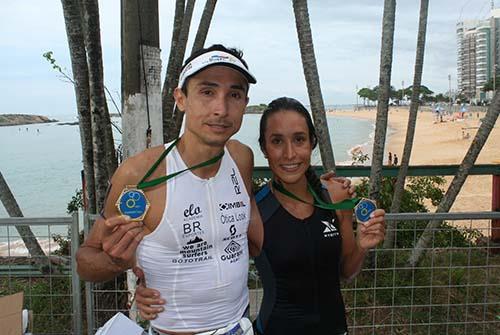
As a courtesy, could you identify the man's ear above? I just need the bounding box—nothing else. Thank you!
[173,87,186,112]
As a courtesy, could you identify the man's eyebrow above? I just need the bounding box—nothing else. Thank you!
[196,81,247,91]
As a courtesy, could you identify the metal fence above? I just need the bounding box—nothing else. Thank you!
[1,212,498,334]
[0,215,81,334]
[247,211,500,334]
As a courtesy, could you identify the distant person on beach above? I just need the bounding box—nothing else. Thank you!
[388,151,392,165]
[393,154,398,166]
[77,44,264,334]
[135,97,386,334]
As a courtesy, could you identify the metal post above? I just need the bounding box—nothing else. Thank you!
[401,80,404,103]
[83,213,95,335]
[355,84,359,111]
[71,212,82,335]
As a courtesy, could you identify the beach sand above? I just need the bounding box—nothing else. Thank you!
[328,106,500,234]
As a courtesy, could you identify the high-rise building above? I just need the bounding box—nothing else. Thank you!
[457,8,500,102]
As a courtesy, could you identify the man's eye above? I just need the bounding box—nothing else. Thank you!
[231,92,242,99]
[271,138,282,145]
[202,90,213,96]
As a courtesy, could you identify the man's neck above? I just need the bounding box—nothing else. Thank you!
[175,134,225,179]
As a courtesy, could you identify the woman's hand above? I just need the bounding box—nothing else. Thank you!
[133,267,166,320]
[356,209,386,251]
[320,172,356,203]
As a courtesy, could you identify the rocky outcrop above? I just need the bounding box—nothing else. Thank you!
[0,114,58,127]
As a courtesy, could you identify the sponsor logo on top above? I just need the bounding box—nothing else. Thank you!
[322,219,339,238]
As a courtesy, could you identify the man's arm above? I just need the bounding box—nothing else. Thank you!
[76,159,146,282]
[227,140,263,256]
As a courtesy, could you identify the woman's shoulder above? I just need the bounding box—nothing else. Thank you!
[255,184,281,224]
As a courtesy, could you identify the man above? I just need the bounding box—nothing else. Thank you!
[77,44,263,334]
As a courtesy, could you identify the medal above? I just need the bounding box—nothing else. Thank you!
[354,198,377,224]
[116,186,150,221]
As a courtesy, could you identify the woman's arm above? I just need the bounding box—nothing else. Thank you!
[339,209,386,281]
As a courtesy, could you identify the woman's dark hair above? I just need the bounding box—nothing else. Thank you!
[258,97,326,200]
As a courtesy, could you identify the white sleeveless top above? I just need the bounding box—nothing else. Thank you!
[136,142,250,332]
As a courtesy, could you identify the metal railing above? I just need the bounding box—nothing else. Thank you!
[1,211,498,334]
[251,211,500,334]
[0,214,81,335]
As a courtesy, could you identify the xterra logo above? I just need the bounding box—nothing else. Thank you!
[219,201,246,211]
[322,219,339,238]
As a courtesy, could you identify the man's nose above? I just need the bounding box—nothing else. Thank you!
[213,95,229,117]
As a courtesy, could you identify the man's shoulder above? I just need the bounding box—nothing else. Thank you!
[226,139,253,165]
[112,145,166,184]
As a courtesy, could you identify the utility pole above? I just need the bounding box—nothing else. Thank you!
[401,80,405,104]
[448,74,452,114]
[355,84,359,111]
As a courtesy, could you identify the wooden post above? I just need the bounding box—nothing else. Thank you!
[492,175,500,250]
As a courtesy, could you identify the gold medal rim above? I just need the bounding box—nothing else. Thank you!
[354,197,377,223]
[115,185,150,222]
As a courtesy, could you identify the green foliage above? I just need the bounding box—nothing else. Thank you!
[67,188,83,214]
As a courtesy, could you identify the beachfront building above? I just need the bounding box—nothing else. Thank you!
[456,8,500,102]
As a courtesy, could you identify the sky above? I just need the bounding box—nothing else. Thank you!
[0,0,496,116]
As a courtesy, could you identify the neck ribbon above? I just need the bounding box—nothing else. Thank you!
[137,138,224,190]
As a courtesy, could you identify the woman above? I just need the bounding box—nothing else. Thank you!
[135,97,385,334]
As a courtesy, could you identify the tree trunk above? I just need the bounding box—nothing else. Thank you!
[369,0,397,203]
[292,0,336,172]
[191,0,217,52]
[167,0,196,142]
[61,0,96,214]
[172,0,218,133]
[161,0,184,143]
[385,0,428,248]
[408,91,500,266]
[81,0,116,212]
[0,171,46,259]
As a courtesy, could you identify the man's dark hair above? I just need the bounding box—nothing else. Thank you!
[180,44,250,95]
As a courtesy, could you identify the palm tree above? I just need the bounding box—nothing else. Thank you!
[385,0,429,248]
[81,0,117,212]
[408,90,500,266]
[172,0,219,133]
[369,0,397,202]
[163,0,196,142]
[192,0,217,52]
[292,0,335,172]
[0,171,46,260]
[61,0,96,214]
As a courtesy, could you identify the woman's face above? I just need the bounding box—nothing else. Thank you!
[263,110,313,186]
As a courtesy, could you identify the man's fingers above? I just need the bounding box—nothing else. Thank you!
[106,227,143,260]
[111,229,144,262]
[133,266,145,281]
[139,308,159,321]
[103,221,143,252]
[103,215,131,232]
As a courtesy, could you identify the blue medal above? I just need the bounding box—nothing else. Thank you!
[354,198,377,224]
[116,186,150,221]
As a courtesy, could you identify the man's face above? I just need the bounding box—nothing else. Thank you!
[174,66,249,147]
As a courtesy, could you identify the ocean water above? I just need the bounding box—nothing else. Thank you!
[0,113,373,219]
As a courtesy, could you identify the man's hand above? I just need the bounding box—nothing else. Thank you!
[357,209,386,250]
[133,267,165,320]
[101,216,145,271]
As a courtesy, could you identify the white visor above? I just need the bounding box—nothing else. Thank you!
[177,50,257,88]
